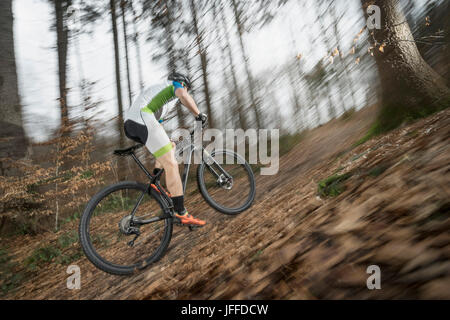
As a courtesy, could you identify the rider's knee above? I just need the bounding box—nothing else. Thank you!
[162,157,178,170]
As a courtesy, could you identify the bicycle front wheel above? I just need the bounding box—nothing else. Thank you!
[79,181,173,275]
[197,149,255,215]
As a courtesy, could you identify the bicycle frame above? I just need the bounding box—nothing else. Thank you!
[124,130,233,227]
[177,133,233,194]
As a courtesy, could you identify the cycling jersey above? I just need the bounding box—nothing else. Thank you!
[123,81,184,158]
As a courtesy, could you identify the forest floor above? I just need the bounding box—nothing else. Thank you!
[1,104,449,299]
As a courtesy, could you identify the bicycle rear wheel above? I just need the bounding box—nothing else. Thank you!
[79,181,173,275]
[197,149,255,215]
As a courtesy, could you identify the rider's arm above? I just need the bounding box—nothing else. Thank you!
[175,87,200,117]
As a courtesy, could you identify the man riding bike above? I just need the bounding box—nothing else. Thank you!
[123,72,207,227]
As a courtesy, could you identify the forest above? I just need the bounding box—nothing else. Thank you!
[0,0,449,299]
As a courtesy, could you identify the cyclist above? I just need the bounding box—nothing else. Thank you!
[123,72,207,226]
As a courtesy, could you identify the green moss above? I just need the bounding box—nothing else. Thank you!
[355,97,450,149]
[61,211,81,226]
[353,122,382,147]
[278,132,305,156]
[57,231,79,249]
[80,170,94,179]
[24,245,61,271]
[0,248,24,296]
[24,231,83,271]
[249,249,264,263]
[95,194,135,215]
[340,107,356,121]
[368,164,389,177]
[318,172,352,197]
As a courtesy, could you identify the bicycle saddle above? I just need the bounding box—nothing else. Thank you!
[113,144,143,156]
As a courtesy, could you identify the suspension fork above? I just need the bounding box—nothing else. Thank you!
[203,149,233,180]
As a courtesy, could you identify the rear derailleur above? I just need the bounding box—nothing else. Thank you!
[119,215,141,247]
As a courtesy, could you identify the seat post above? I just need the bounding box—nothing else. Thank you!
[131,152,153,180]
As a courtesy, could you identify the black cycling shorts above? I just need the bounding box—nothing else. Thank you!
[124,120,148,145]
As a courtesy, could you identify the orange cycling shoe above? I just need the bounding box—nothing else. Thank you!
[174,211,206,226]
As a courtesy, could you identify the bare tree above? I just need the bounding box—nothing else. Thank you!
[0,0,27,164]
[53,0,72,133]
[230,0,262,129]
[129,0,144,89]
[110,0,125,149]
[120,0,133,106]
[218,1,248,129]
[188,0,214,128]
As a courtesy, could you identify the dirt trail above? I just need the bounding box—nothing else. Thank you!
[3,105,449,299]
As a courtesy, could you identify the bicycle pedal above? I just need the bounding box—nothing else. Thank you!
[188,225,202,231]
[173,217,182,226]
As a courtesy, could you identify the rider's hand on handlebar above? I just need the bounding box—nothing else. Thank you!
[195,112,208,128]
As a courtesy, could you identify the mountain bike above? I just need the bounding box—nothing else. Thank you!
[79,125,256,275]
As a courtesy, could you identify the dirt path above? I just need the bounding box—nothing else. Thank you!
[3,105,449,299]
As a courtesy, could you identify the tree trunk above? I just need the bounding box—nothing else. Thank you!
[189,0,214,128]
[54,0,70,133]
[286,67,303,130]
[212,1,233,129]
[315,1,344,115]
[0,0,27,164]
[120,0,133,107]
[361,0,450,131]
[129,0,144,89]
[219,2,248,130]
[110,0,125,148]
[164,0,176,73]
[230,0,262,129]
[163,0,185,129]
[329,4,357,110]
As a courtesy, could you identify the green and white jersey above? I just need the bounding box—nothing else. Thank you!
[125,81,179,124]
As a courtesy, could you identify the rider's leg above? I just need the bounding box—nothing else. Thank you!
[156,149,205,226]
[155,148,183,197]
[140,109,204,225]
[154,141,175,176]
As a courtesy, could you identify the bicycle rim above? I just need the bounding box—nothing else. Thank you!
[197,150,255,215]
[79,181,173,275]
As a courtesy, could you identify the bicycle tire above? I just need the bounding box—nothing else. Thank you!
[79,181,173,275]
[197,149,256,215]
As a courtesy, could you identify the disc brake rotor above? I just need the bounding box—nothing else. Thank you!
[118,215,137,235]
[217,174,233,190]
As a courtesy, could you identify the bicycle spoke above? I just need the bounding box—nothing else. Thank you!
[83,184,171,271]
[199,151,255,212]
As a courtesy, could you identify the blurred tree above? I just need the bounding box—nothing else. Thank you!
[0,0,27,165]
[218,1,248,130]
[143,0,186,129]
[129,0,144,89]
[143,0,176,71]
[53,0,72,133]
[120,0,133,106]
[188,0,214,128]
[69,0,103,129]
[230,0,262,129]
[361,0,450,131]
[109,0,125,149]
[329,2,357,111]
[211,1,234,129]
[286,66,304,129]
[314,1,341,117]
